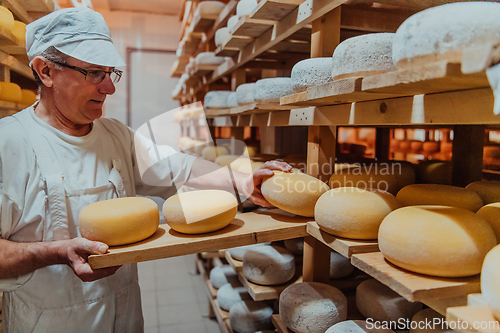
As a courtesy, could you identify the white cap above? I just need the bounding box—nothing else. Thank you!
[26,8,125,67]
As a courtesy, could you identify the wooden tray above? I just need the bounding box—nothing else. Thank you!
[88,209,311,269]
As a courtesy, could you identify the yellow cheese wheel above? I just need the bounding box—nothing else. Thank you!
[202,146,229,161]
[163,190,237,234]
[20,89,37,106]
[79,197,159,246]
[396,184,483,212]
[215,155,240,167]
[0,82,22,102]
[329,161,415,195]
[261,171,329,217]
[237,161,263,174]
[481,244,500,321]
[11,20,25,43]
[476,203,500,243]
[465,181,500,205]
[415,160,452,185]
[315,187,401,240]
[379,206,496,277]
[0,6,14,31]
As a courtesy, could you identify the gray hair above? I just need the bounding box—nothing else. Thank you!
[31,46,68,87]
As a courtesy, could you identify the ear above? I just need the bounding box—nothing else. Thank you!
[32,57,54,88]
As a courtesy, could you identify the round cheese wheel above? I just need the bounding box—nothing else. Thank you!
[227,91,238,107]
[215,27,230,46]
[0,82,22,102]
[253,78,295,103]
[242,245,295,285]
[236,83,255,105]
[330,251,355,279]
[476,203,500,244]
[11,20,25,43]
[195,1,225,18]
[329,161,415,195]
[227,15,239,31]
[0,6,14,31]
[291,57,333,93]
[396,184,484,212]
[326,320,396,333]
[379,206,496,277]
[283,238,303,255]
[415,160,452,185]
[393,2,500,69]
[195,52,225,65]
[79,197,159,246]
[481,244,500,321]
[332,33,396,80]
[356,279,422,323]
[202,145,229,161]
[237,161,263,174]
[217,282,252,311]
[228,243,271,260]
[466,181,500,205]
[210,265,239,289]
[215,154,240,167]
[280,282,348,333]
[163,190,237,234]
[204,90,232,108]
[409,308,455,333]
[261,170,330,217]
[236,0,258,17]
[316,187,401,240]
[229,300,274,333]
[20,89,37,106]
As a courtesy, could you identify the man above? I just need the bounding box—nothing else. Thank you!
[0,7,290,332]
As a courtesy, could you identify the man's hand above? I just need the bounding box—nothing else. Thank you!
[244,160,292,207]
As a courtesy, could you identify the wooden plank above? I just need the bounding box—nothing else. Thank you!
[280,91,308,106]
[423,294,468,317]
[2,0,33,23]
[0,50,34,80]
[351,252,481,303]
[88,209,311,269]
[272,314,293,333]
[251,0,304,21]
[223,35,254,49]
[340,4,416,33]
[0,27,25,55]
[311,6,340,58]
[306,222,379,258]
[447,306,500,333]
[230,102,291,115]
[192,15,217,33]
[468,294,489,307]
[231,16,274,38]
[451,125,485,187]
[224,249,243,272]
[302,236,331,283]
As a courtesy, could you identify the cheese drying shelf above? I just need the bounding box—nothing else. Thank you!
[446,294,500,333]
[223,249,243,273]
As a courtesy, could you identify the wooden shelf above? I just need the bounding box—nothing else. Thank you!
[251,0,304,22]
[2,0,54,24]
[446,294,500,333]
[0,27,25,56]
[230,102,291,115]
[223,249,243,273]
[170,55,190,78]
[0,50,34,80]
[272,314,293,333]
[88,209,312,269]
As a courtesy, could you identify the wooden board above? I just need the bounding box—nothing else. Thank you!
[88,209,312,269]
[196,256,218,299]
[2,0,54,24]
[192,15,217,33]
[351,252,481,304]
[251,0,304,21]
[224,249,243,273]
[447,306,500,333]
[0,27,25,55]
[306,222,379,258]
[280,91,308,107]
[232,16,274,38]
[230,102,291,115]
[0,50,33,80]
[272,314,293,333]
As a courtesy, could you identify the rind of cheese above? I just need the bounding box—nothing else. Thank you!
[217,282,252,311]
[332,33,396,79]
[194,1,225,18]
[481,244,500,321]
[11,20,25,43]
[476,203,500,244]
[409,308,455,333]
[79,197,159,246]
[315,187,401,240]
[0,82,22,102]
[283,238,304,255]
[236,82,255,105]
[195,52,225,65]
[253,78,295,103]
[279,282,348,333]
[229,300,274,333]
[163,190,237,234]
[261,170,330,217]
[396,184,484,212]
[326,320,396,333]
[379,206,496,277]
[202,145,229,161]
[228,243,271,261]
[242,245,295,285]
[330,251,355,279]
[466,181,500,205]
[0,6,14,31]
[210,265,239,289]
[204,90,232,108]
[291,57,333,93]
[215,27,229,46]
[227,15,239,31]
[356,279,422,322]
[393,2,500,68]
[227,92,238,107]
[236,0,258,17]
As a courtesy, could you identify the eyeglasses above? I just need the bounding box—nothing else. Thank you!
[51,61,123,84]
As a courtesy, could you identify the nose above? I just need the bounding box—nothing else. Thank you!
[97,72,116,95]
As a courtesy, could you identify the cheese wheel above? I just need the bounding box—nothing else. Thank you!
[291,57,333,93]
[283,238,303,255]
[201,145,229,161]
[329,161,415,195]
[217,282,252,311]
[356,279,422,322]
[236,0,258,17]
[279,282,348,333]
[78,197,159,246]
[236,82,255,105]
[228,243,271,260]
[315,187,401,240]
[261,170,330,217]
[415,160,452,185]
[332,33,396,80]
[194,1,225,18]
[195,52,225,65]
[466,181,500,205]
[227,15,239,31]
[481,244,500,321]
[209,265,239,289]
[237,161,263,174]
[11,20,25,43]
[20,89,37,106]
[326,320,396,333]
[215,27,229,46]
[163,190,237,234]
[330,251,355,279]
[396,184,484,212]
[409,308,456,333]
[229,300,274,333]
[476,203,500,244]
[227,91,238,107]
[0,82,22,102]
[0,6,14,31]
[379,206,496,277]
[242,245,295,285]
[253,78,295,104]
[214,154,240,167]
[204,90,232,108]
[393,2,500,69]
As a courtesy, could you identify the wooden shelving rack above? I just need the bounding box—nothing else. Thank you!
[447,294,500,333]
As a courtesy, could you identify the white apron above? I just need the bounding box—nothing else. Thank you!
[2,110,144,333]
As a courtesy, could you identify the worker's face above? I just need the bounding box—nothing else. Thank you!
[52,57,116,125]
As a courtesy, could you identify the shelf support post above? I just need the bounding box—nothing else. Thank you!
[451,125,485,186]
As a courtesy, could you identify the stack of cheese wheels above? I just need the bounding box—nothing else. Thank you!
[393,2,500,69]
[215,27,230,46]
[356,279,422,322]
[209,265,239,289]
[415,160,452,185]
[409,308,454,333]
[79,197,159,246]
[315,187,401,240]
[0,6,14,31]
[330,251,355,279]
[227,91,238,107]
[201,145,229,161]
[481,245,500,321]
[217,281,252,311]
[253,78,295,104]
[291,57,333,93]
[329,161,415,195]
[283,238,303,255]
[204,90,232,108]
[379,206,496,277]
[396,184,484,212]
[236,82,255,105]
[195,52,225,66]
[229,300,274,333]
[331,33,396,80]
[465,181,500,205]
[261,170,329,217]
[242,245,295,285]
[477,203,500,243]
[280,282,348,333]
[228,243,271,261]
[326,320,396,333]
[163,190,237,234]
